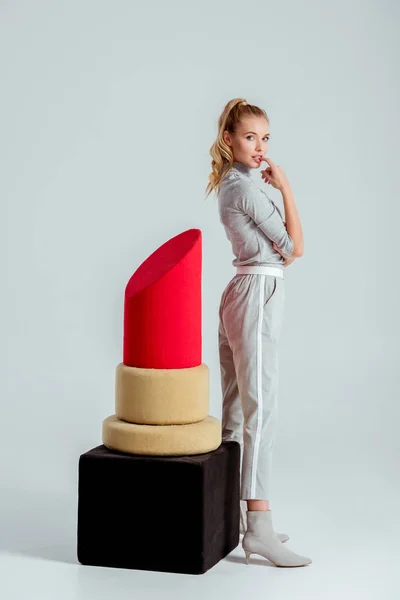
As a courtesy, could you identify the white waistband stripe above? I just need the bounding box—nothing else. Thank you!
[236,265,284,278]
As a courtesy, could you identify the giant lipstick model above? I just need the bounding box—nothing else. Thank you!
[102,228,221,455]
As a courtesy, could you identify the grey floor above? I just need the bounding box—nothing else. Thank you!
[1,452,398,600]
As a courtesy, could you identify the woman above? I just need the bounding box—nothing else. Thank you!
[205,98,312,567]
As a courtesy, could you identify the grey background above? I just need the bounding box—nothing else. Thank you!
[1,0,399,598]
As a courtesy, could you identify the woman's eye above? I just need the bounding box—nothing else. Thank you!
[246,135,270,141]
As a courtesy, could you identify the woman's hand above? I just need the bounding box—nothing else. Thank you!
[272,242,296,267]
[283,255,296,267]
[260,157,290,191]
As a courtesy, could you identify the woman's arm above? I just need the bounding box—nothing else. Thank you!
[273,222,296,267]
[238,183,295,257]
[260,157,303,258]
[281,184,304,257]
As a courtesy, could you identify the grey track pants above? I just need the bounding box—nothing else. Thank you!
[218,272,285,501]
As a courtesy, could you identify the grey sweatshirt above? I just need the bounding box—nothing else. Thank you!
[217,161,294,268]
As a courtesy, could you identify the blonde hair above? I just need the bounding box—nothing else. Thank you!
[205,98,269,199]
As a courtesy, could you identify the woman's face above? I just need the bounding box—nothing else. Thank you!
[224,116,270,169]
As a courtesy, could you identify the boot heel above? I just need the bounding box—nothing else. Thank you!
[244,549,252,564]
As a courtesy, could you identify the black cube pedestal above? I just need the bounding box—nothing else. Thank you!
[77,441,240,575]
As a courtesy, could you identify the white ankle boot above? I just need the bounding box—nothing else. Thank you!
[242,510,312,567]
[240,501,289,543]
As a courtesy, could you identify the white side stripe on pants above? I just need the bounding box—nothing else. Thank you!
[250,277,265,497]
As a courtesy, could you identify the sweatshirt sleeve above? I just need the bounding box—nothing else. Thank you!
[239,184,294,256]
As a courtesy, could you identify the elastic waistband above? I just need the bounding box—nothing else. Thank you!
[236,265,284,279]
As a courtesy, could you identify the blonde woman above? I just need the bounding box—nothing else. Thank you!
[205,98,312,567]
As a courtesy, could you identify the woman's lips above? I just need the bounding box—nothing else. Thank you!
[252,156,262,162]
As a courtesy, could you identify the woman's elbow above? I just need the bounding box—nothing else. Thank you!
[292,246,304,258]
